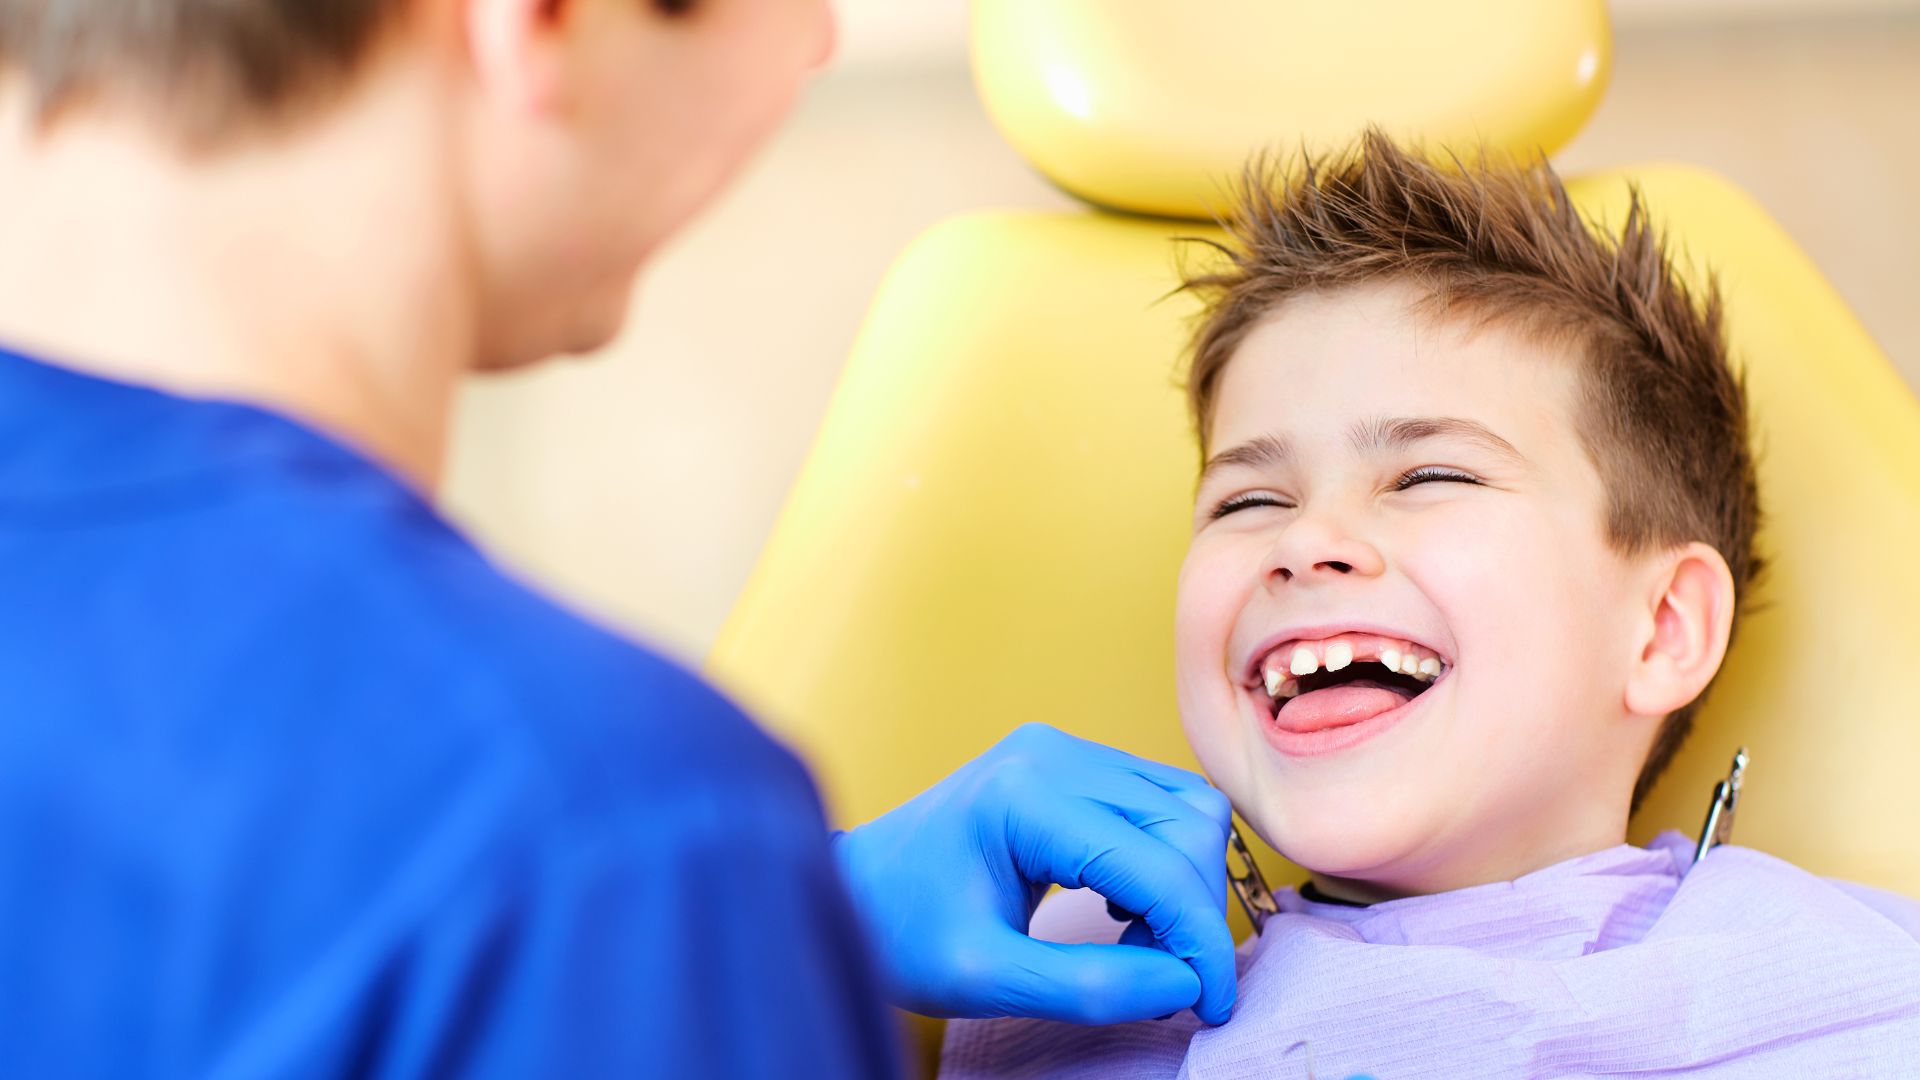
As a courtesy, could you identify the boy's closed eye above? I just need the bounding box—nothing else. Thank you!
[1393,465,1484,491]
[1208,491,1294,518]
[1206,466,1485,519]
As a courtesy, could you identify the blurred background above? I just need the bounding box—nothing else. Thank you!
[444,0,1920,665]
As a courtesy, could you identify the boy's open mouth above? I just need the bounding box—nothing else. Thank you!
[1250,633,1450,734]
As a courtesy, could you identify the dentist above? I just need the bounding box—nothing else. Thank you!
[0,0,1234,1075]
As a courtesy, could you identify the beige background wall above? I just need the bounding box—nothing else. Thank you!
[443,3,1920,664]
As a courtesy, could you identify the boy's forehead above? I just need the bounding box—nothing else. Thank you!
[1209,283,1583,459]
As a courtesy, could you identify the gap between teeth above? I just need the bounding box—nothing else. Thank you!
[1262,642,1446,699]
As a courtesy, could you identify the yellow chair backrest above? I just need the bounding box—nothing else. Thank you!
[709,2,1920,907]
[971,0,1610,218]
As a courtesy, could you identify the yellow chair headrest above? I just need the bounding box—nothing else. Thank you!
[971,0,1613,220]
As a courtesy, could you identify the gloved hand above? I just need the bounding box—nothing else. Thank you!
[833,723,1237,1026]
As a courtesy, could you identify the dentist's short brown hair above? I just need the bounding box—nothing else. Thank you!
[1181,129,1762,812]
[0,0,693,146]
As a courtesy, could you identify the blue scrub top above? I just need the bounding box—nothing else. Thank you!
[0,346,900,1078]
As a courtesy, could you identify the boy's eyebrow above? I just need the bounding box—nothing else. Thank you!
[1200,434,1293,485]
[1200,417,1525,485]
[1351,415,1528,465]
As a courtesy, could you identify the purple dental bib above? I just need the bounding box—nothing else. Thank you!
[941,832,1920,1079]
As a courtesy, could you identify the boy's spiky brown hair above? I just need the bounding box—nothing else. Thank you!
[1181,130,1762,811]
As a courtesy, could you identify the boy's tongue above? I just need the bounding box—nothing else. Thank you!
[1275,680,1416,732]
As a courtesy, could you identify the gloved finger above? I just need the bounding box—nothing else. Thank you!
[1100,778,1232,914]
[1117,915,1157,950]
[1006,722,1213,807]
[1104,901,1159,953]
[1032,727,1229,824]
[1118,760,1235,841]
[998,725,1233,852]
[1029,718,1221,803]
[1016,804,1237,1024]
[980,931,1203,1025]
[1021,728,1231,913]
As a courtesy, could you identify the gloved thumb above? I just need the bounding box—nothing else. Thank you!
[980,931,1203,1025]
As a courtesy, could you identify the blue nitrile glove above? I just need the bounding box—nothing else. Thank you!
[833,723,1237,1026]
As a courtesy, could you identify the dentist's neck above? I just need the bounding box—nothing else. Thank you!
[0,56,477,493]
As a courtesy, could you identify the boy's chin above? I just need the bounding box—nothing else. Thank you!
[1247,798,1441,886]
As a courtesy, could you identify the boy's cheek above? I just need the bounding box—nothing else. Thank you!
[1173,661,1245,784]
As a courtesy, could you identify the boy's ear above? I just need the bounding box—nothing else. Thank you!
[465,0,576,114]
[1624,542,1737,718]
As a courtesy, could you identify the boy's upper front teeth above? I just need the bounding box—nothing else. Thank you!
[1260,635,1448,697]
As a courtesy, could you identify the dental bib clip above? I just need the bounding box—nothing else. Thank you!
[1690,746,1750,872]
[1227,825,1279,932]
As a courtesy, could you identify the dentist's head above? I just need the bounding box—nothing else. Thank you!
[1,0,836,366]
[0,0,836,479]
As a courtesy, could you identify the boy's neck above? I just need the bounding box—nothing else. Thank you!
[1306,816,1634,906]
[0,58,476,494]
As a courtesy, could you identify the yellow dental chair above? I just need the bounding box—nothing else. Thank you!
[710,0,1920,982]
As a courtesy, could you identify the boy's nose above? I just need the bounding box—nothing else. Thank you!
[1262,515,1386,584]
